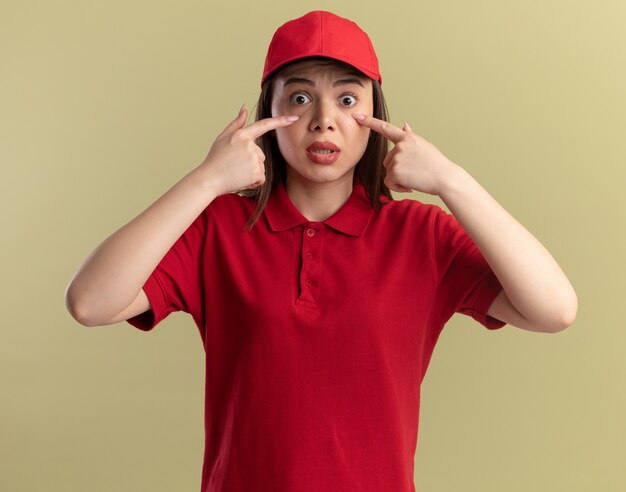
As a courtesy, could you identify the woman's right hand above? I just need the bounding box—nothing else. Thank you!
[197,105,299,197]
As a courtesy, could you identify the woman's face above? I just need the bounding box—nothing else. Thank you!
[270,60,374,189]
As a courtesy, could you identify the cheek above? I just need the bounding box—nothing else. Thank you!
[274,125,299,155]
[355,123,371,145]
[275,123,296,140]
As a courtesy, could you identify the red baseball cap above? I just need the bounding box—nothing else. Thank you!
[261,10,382,87]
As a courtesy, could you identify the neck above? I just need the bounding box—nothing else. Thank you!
[285,174,355,222]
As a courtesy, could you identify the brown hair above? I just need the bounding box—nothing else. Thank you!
[240,57,394,230]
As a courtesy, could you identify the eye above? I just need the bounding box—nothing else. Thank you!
[289,92,311,106]
[288,91,360,108]
[340,94,358,107]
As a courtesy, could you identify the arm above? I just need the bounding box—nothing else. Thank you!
[64,166,219,326]
[351,113,578,333]
[64,108,299,327]
[438,165,578,333]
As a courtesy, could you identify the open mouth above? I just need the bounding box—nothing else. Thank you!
[306,149,341,164]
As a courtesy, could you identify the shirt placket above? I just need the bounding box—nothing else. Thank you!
[297,224,323,305]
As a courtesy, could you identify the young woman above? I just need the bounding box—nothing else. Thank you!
[65,10,578,492]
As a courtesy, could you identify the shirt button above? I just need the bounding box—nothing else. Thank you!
[305,278,312,287]
[306,228,315,237]
[306,251,313,259]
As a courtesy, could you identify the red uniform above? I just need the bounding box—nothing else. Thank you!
[127,178,505,491]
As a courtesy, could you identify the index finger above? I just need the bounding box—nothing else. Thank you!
[352,114,405,144]
[240,114,300,140]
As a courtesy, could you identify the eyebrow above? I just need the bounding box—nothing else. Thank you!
[282,76,365,88]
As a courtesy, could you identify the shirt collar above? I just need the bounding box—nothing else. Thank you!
[264,180,376,237]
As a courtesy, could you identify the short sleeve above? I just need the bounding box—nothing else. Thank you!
[125,209,206,332]
[431,207,506,330]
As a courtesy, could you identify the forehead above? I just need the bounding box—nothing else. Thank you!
[272,58,371,86]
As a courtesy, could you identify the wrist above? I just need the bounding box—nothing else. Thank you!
[438,162,473,200]
[188,164,222,203]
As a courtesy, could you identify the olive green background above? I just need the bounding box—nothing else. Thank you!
[2,0,624,490]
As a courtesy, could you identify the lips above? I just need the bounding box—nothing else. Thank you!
[306,141,340,152]
[305,141,341,164]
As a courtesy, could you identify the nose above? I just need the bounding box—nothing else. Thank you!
[308,98,337,132]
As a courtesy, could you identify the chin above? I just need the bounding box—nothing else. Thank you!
[284,152,358,183]
[293,167,355,185]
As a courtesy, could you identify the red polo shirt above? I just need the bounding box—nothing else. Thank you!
[126,179,506,491]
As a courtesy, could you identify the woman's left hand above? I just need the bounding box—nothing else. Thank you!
[352,114,460,196]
